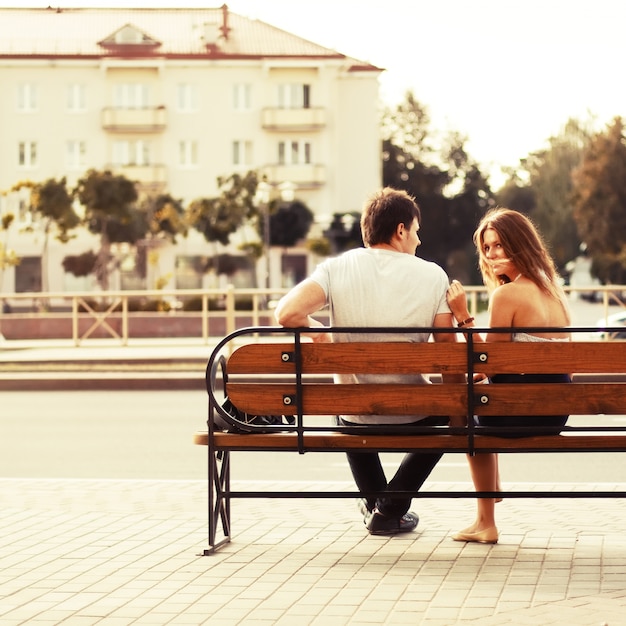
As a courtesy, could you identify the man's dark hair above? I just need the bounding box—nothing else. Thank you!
[360,187,421,246]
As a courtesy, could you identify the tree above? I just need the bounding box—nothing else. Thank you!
[142,193,187,243]
[572,117,626,283]
[62,250,97,277]
[0,212,19,296]
[77,169,141,241]
[187,171,258,279]
[446,165,493,283]
[324,212,363,254]
[188,171,257,246]
[500,118,593,273]
[382,91,494,279]
[32,177,81,291]
[266,199,314,248]
[74,169,143,290]
[381,90,435,163]
[30,177,80,243]
[495,171,536,216]
[11,177,80,292]
[138,193,188,288]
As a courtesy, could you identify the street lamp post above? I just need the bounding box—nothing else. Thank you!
[255,180,271,290]
[255,180,295,292]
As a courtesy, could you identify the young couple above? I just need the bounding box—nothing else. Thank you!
[274,187,571,542]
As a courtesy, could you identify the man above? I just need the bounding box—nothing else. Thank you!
[274,187,460,536]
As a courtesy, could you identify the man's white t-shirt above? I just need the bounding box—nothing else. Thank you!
[310,247,452,424]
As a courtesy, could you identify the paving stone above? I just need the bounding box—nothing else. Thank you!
[2,478,626,624]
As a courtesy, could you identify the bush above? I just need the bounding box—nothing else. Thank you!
[78,298,171,312]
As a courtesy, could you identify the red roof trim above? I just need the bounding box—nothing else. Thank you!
[348,63,384,73]
[0,53,354,62]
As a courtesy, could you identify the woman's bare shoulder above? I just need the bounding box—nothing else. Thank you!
[491,281,526,303]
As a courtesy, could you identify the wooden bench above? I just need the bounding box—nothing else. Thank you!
[194,326,626,554]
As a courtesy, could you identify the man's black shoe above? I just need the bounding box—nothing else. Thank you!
[365,509,419,535]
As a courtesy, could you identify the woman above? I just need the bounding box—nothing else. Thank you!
[446,208,572,544]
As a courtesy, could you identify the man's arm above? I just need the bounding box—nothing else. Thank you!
[432,312,466,385]
[274,279,330,342]
[432,312,457,345]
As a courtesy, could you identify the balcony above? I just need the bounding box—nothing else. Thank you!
[102,107,167,133]
[109,163,167,189]
[261,107,326,131]
[262,164,326,188]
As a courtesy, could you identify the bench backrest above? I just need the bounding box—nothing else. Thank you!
[214,329,626,422]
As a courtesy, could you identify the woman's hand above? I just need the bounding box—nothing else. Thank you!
[446,279,471,323]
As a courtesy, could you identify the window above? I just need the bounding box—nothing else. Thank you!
[120,252,146,290]
[66,141,86,170]
[278,140,311,165]
[233,83,251,111]
[112,140,151,166]
[17,199,31,224]
[277,83,310,109]
[177,83,198,112]
[17,83,38,112]
[232,140,252,167]
[15,256,42,292]
[67,84,86,112]
[176,255,204,290]
[179,140,198,167]
[63,271,97,292]
[114,83,150,109]
[115,25,144,44]
[281,254,307,288]
[100,25,158,49]
[18,142,37,168]
[14,198,37,226]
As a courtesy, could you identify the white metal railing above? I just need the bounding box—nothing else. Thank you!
[0,285,624,346]
[0,287,290,346]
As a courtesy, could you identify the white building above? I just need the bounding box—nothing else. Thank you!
[0,6,382,295]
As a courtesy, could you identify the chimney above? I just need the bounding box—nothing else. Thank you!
[220,4,231,40]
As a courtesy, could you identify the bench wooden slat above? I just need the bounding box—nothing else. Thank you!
[228,342,470,375]
[473,342,626,374]
[227,341,626,376]
[474,382,626,415]
[227,382,468,415]
[227,381,626,416]
[194,431,626,452]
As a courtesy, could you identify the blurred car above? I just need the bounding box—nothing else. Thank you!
[595,310,626,340]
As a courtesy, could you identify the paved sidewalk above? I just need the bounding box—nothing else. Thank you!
[0,338,213,390]
[2,336,626,623]
[0,337,214,365]
[2,477,626,625]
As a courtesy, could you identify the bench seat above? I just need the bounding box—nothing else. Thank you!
[194,431,626,453]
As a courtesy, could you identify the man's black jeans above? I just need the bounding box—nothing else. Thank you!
[336,416,449,518]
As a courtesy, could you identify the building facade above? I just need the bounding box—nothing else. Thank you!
[0,6,382,295]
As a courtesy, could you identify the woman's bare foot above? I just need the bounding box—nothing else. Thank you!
[452,526,499,544]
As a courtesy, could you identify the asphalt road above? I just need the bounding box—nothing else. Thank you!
[3,389,626,486]
[1,296,624,482]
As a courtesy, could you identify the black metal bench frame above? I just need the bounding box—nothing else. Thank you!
[195,325,626,554]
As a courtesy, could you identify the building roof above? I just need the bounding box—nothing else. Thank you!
[0,6,382,72]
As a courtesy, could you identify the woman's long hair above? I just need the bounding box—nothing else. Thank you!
[474,208,569,318]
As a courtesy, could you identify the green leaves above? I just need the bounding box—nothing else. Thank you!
[572,117,626,283]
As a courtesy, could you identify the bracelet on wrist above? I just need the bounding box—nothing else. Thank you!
[457,316,475,328]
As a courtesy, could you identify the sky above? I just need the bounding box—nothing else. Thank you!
[3,0,625,186]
